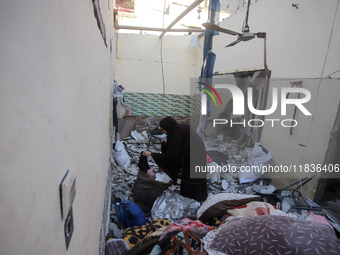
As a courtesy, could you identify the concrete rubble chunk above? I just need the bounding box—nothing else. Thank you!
[252,184,276,194]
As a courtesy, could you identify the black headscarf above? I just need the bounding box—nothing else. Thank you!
[152,117,187,171]
[159,116,182,143]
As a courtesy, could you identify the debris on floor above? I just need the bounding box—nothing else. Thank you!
[106,130,340,255]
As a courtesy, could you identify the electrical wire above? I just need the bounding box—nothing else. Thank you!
[300,0,339,147]
[160,0,167,94]
[325,69,340,78]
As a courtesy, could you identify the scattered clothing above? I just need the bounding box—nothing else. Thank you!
[160,218,215,241]
[105,234,130,255]
[122,219,171,248]
[153,229,208,255]
[150,230,181,255]
[110,127,340,255]
[226,201,286,217]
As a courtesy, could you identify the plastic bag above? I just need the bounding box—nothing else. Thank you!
[113,140,131,169]
[151,127,163,136]
[133,170,172,216]
[114,198,147,228]
[116,96,125,119]
[150,190,201,222]
[239,142,272,184]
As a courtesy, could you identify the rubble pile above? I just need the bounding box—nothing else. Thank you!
[106,129,340,255]
[110,130,277,207]
[111,131,254,201]
[204,135,249,195]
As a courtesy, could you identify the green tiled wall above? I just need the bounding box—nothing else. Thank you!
[124,92,200,117]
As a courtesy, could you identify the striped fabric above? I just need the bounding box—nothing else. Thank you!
[105,238,130,255]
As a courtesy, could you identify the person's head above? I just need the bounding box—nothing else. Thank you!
[159,116,178,136]
[160,127,167,134]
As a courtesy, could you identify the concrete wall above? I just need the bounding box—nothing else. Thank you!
[213,0,340,77]
[211,0,340,196]
[0,0,114,254]
[115,33,202,95]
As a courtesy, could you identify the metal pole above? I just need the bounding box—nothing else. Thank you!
[117,25,205,33]
[159,0,204,38]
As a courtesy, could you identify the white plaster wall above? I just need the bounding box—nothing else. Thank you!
[211,0,340,196]
[0,0,113,254]
[115,33,202,95]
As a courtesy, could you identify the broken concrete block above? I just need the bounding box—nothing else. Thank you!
[221,180,229,190]
[217,134,224,141]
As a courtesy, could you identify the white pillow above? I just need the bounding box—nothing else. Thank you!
[197,193,259,220]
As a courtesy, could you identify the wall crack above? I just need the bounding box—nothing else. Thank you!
[92,0,107,47]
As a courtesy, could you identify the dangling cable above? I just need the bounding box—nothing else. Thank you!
[160,0,167,94]
[300,0,339,147]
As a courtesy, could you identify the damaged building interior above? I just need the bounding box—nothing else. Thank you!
[1,0,340,254]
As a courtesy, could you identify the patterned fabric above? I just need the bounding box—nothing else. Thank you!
[201,217,221,228]
[105,238,130,255]
[122,219,171,248]
[203,215,340,255]
[160,218,215,241]
[164,230,207,255]
[150,231,181,255]
[151,229,211,255]
[227,201,287,217]
[125,235,160,255]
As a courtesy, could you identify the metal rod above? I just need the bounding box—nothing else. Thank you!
[117,25,205,33]
[281,177,308,190]
[264,34,268,77]
[243,0,251,32]
[159,0,204,38]
[293,175,315,192]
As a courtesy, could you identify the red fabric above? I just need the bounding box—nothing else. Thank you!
[255,207,270,215]
[160,218,214,240]
[229,204,248,210]
[206,154,213,163]
[227,202,286,217]
[308,214,331,226]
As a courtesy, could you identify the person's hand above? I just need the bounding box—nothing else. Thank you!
[142,151,152,157]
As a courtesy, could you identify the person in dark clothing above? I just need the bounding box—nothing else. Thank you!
[142,117,207,202]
